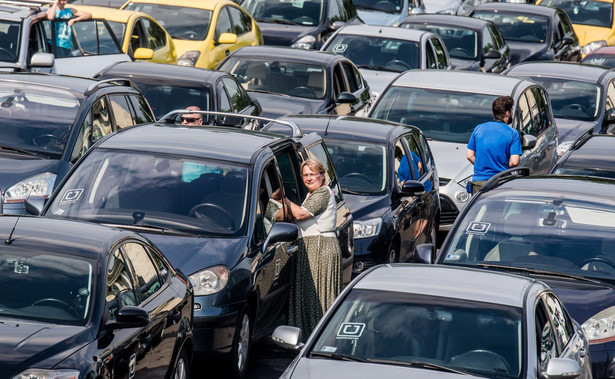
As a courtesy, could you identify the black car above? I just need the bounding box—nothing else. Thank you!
[0,72,154,215]
[239,0,363,49]
[400,14,511,73]
[36,116,354,378]
[269,115,440,275]
[471,3,581,65]
[97,61,263,127]
[0,216,193,379]
[217,46,372,118]
[551,131,615,178]
[419,168,615,379]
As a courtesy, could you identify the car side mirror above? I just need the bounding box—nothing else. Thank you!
[483,50,502,59]
[522,134,537,150]
[338,92,356,103]
[561,36,575,46]
[218,32,238,45]
[401,180,425,196]
[133,47,154,60]
[263,222,299,254]
[545,358,581,379]
[30,52,54,68]
[272,325,304,352]
[414,243,434,264]
[217,114,243,128]
[108,306,149,329]
[24,196,46,216]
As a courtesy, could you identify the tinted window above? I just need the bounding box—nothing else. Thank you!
[483,26,494,54]
[122,242,162,303]
[216,7,233,41]
[109,94,136,128]
[142,18,165,50]
[0,21,21,63]
[544,292,573,349]
[229,6,252,35]
[306,141,343,202]
[514,91,533,136]
[342,62,359,92]
[222,77,249,111]
[489,24,505,50]
[606,80,615,119]
[242,0,323,25]
[537,300,558,374]
[540,0,613,28]
[63,20,122,55]
[128,94,155,124]
[430,38,448,69]
[275,148,304,204]
[325,139,387,194]
[106,248,137,321]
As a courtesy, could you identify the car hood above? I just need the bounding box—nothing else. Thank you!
[0,318,89,375]
[428,140,473,181]
[0,153,60,191]
[143,233,248,276]
[506,41,547,65]
[287,358,482,378]
[553,118,598,144]
[356,10,402,26]
[257,23,318,46]
[449,58,479,71]
[358,69,399,98]
[247,91,323,118]
[573,24,612,47]
[343,193,389,220]
[169,39,202,58]
[54,54,132,77]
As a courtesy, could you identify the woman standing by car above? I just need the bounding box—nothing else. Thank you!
[277,158,342,339]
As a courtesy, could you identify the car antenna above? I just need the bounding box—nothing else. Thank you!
[5,216,20,245]
[324,117,331,136]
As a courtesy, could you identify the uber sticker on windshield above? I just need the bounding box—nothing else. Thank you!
[336,322,365,340]
[59,188,83,205]
[321,346,337,353]
[332,44,348,54]
[466,221,490,235]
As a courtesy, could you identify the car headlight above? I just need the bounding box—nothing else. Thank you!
[556,141,574,157]
[455,175,472,202]
[178,51,201,66]
[5,172,56,203]
[582,40,606,56]
[12,369,79,379]
[189,265,229,296]
[291,35,316,49]
[582,306,615,344]
[353,218,382,239]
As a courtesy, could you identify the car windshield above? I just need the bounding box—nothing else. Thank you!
[47,150,250,236]
[403,24,478,60]
[242,0,323,26]
[441,191,615,281]
[123,3,212,40]
[324,35,420,72]
[0,21,21,63]
[312,289,523,378]
[219,57,326,99]
[540,0,613,28]
[353,0,403,14]
[371,86,498,143]
[552,166,615,178]
[0,249,93,325]
[523,77,600,121]
[582,54,615,68]
[52,19,123,55]
[325,139,387,194]
[107,21,127,44]
[473,11,549,43]
[0,82,80,156]
[131,82,211,119]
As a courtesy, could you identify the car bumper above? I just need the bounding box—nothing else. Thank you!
[351,235,388,276]
[590,341,615,379]
[192,295,244,355]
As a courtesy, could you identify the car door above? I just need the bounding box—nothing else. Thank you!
[228,5,259,48]
[212,6,235,68]
[429,36,450,70]
[331,61,370,116]
[513,88,550,174]
[487,23,509,73]
[129,17,174,64]
[217,76,259,128]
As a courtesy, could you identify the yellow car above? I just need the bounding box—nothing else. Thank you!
[121,0,263,69]
[71,5,177,64]
[537,0,615,56]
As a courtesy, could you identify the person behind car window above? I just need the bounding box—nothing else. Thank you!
[181,106,203,125]
[46,0,91,57]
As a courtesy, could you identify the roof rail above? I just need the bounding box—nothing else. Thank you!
[158,109,303,138]
[478,167,531,193]
[0,0,50,8]
[85,78,139,96]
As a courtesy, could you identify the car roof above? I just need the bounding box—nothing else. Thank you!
[334,24,436,41]
[561,134,615,169]
[227,46,345,66]
[0,72,101,98]
[492,175,615,202]
[70,4,150,22]
[278,115,420,142]
[391,69,526,96]
[354,264,541,308]
[0,3,41,21]
[122,0,230,10]
[99,61,225,85]
[473,2,557,16]
[0,216,135,260]
[506,61,614,83]
[401,14,491,30]
[97,124,284,164]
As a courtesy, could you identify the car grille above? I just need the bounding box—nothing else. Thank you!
[440,195,459,225]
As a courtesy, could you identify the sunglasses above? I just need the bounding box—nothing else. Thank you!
[181,116,202,123]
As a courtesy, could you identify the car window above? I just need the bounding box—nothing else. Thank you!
[109,94,137,128]
[340,0,357,19]
[256,162,283,241]
[222,76,250,112]
[106,247,137,321]
[122,242,163,303]
[543,292,573,350]
[215,7,233,42]
[489,24,505,50]
[483,27,494,54]
[514,91,533,137]
[28,22,48,62]
[127,94,154,124]
[536,299,558,374]
[402,134,425,179]
[229,6,252,35]
[606,80,615,121]
[275,147,304,205]
[416,133,434,172]
[333,63,346,97]
[528,87,548,135]
[425,43,437,69]
[325,139,387,194]
[142,18,165,50]
[305,141,343,203]
[130,19,148,53]
[341,62,359,93]
[540,0,612,28]
[328,0,344,22]
[430,38,448,69]
[71,96,112,163]
[219,83,232,113]
[0,20,21,63]
[56,20,122,56]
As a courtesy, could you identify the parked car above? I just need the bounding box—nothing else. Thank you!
[217,46,372,118]
[321,24,450,97]
[551,131,615,178]
[0,215,193,379]
[369,70,558,230]
[121,0,263,68]
[471,2,581,65]
[71,5,177,64]
[0,1,130,75]
[0,72,154,215]
[269,115,440,276]
[272,264,592,379]
[537,0,615,57]
[582,46,615,68]
[424,168,615,379]
[353,0,425,26]
[425,0,462,14]
[97,61,262,125]
[400,14,511,73]
[504,61,615,154]
[239,0,363,49]
[35,115,354,378]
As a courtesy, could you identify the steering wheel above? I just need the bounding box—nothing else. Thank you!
[291,16,316,24]
[450,349,511,374]
[0,47,16,61]
[374,0,396,11]
[31,298,79,318]
[189,202,236,230]
[578,257,615,273]
[562,103,590,114]
[341,173,375,185]
[182,30,200,39]
[385,59,412,70]
[33,134,64,148]
[288,86,317,98]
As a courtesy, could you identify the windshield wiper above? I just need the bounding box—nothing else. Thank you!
[310,351,369,362]
[102,223,200,237]
[367,359,471,375]
[476,263,603,284]
[357,64,400,72]
[258,18,297,25]
[0,145,46,158]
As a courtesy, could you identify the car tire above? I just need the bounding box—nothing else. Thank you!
[386,247,398,263]
[172,347,190,379]
[227,306,252,379]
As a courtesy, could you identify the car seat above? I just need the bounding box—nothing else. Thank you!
[483,213,538,262]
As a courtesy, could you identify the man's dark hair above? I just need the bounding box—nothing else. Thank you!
[492,95,514,121]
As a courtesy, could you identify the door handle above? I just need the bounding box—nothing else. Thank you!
[170,309,182,323]
[225,49,230,56]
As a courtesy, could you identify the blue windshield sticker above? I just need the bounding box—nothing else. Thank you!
[321,346,337,352]
[466,221,490,235]
[336,322,365,340]
[59,188,83,205]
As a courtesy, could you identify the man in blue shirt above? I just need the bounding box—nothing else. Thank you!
[466,96,522,194]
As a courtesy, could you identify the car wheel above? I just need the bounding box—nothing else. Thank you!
[173,347,190,379]
[228,306,252,378]
[386,247,397,263]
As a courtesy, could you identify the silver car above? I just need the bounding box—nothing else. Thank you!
[273,264,592,379]
[369,70,558,230]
